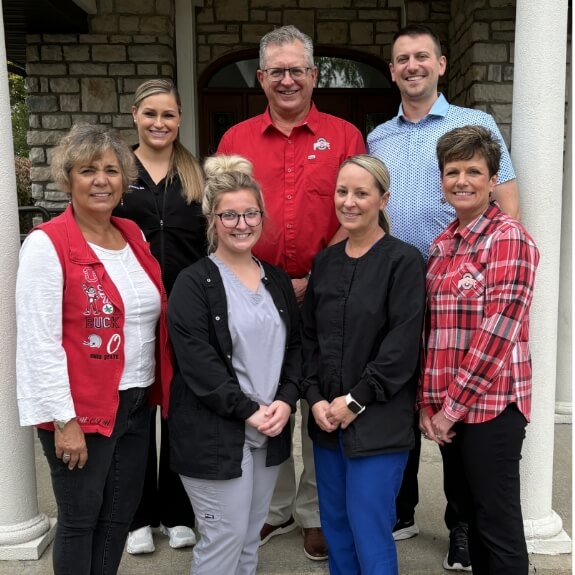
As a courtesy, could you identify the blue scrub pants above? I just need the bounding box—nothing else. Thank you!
[314,436,408,575]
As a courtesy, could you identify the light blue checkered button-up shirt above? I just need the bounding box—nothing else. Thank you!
[367,94,516,261]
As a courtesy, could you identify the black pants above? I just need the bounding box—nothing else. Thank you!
[448,404,529,575]
[130,408,194,530]
[39,387,151,575]
[395,413,467,530]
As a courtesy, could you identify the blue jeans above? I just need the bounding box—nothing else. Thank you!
[314,436,408,575]
[38,387,151,575]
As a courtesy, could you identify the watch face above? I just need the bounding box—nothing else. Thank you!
[348,400,361,414]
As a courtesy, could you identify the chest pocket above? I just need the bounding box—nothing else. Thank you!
[302,160,340,197]
[450,262,485,299]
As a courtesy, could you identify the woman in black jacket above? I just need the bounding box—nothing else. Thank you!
[302,154,425,575]
[168,155,301,575]
[113,79,205,553]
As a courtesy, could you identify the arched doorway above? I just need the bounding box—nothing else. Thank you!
[198,47,400,157]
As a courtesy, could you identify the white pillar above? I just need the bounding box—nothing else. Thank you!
[555,56,572,424]
[510,0,571,554]
[175,0,201,155]
[0,3,55,560]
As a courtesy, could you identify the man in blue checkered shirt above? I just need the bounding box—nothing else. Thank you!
[367,24,519,573]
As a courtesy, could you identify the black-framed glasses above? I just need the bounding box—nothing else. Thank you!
[261,67,312,82]
[215,210,263,228]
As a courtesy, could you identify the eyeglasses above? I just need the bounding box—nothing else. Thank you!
[215,210,263,228]
[261,67,312,82]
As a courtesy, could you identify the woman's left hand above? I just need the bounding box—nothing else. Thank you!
[326,396,358,430]
[430,410,457,445]
[258,401,292,437]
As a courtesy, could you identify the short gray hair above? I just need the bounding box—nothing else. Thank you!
[259,25,314,69]
[51,124,137,192]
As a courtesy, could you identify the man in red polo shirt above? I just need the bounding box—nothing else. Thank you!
[218,25,365,561]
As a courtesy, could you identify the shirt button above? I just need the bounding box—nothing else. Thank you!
[287,168,292,173]
[227,354,231,359]
[287,195,293,200]
[287,224,293,229]
[287,139,292,144]
[215,316,220,321]
[206,278,211,283]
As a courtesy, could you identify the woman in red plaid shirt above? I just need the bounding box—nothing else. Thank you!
[419,125,540,575]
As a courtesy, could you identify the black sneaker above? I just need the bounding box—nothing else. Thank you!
[443,525,472,571]
[392,518,419,541]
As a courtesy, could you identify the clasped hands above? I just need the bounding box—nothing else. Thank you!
[311,397,358,433]
[419,409,456,446]
[246,400,292,437]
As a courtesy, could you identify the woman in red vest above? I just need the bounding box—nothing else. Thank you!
[15,124,172,575]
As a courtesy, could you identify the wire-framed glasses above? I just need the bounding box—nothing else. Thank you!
[261,67,312,82]
[215,210,263,228]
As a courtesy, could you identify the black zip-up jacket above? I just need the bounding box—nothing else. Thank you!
[302,235,425,457]
[168,257,302,480]
[113,154,207,294]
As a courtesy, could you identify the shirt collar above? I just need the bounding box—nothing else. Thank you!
[398,93,449,122]
[260,102,318,135]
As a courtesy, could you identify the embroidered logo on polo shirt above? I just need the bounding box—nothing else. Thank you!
[313,137,331,151]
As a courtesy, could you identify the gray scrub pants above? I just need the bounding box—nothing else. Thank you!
[180,436,280,575]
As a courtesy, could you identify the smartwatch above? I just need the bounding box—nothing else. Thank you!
[345,393,365,415]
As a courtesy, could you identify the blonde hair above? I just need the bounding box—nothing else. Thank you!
[202,155,265,253]
[51,124,137,192]
[133,79,203,204]
[338,154,392,234]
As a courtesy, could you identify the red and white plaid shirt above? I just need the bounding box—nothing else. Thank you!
[419,204,539,424]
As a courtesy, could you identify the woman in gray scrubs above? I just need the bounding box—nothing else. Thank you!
[167,154,301,575]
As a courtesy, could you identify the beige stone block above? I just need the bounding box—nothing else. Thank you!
[109,63,136,76]
[491,20,515,31]
[198,24,227,33]
[31,183,45,199]
[406,1,430,21]
[492,32,514,42]
[50,78,80,93]
[45,191,71,202]
[27,95,59,112]
[119,16,140,33]
[252,0,297,7]
[133,35,158,43]
[503,64,513,82]
[31,166,56,182]
[99,0,114,13]
[71,113,99,124]
[469,21,489,42]
[43,34,77,43]
[285,10,315,35]
[137,64,159,74]
[26,77,39,92]
[128,44,174,62]
[350,22,374,45]
[470,82,513,103]
[242,24,275,44]
[317,22,348,44]
[212,45,234,59]
[209,33,240,44]
[140,16,172,34]
[487,64,501,82]
[27,46,39,62]
[109,35,132,43]
[119,94,135,113]
[41,115,72,130]
[116,0,155,14]
[29,147,45,164]
[489,0,514,7]
[156,0,172,16]
[79,34,108,44]
[268,11,282,24]
[113,114,135,128]
[198,45,211,62]
[197,9,214,23]
[29,114,41,129]
[81,78,118,113]
[376,21,398,33]
[251,10,266,22]
[464,63,486,85]
[28,63,67,76]
[357,9,398,20]
[100,114,112,124]
[475,7,515,20]
[63,45,90,61]
[355,0,378,6]
[491,103,512,123]
[160,64,174,76]
[216,0,248,21]
[92,45,127,62]
[40,77,50,92]
[157,35,174,46]
[60,95,81,112]
[40,45,62,62]
[91,15,119,33]
[318,9,354,20]
[471,42,507,63]
[69,63,108,75]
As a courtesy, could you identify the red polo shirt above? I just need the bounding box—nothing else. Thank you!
[217,104,365,278]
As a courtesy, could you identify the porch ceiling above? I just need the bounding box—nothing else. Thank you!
[3,0,89,73]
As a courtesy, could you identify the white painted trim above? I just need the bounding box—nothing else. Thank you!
[72,0,97,14]
[175,0,199,155]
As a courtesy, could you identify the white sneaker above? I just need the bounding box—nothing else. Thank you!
[126,525,155,554]
[160,524,197,548]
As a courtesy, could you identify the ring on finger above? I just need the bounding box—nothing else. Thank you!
[62,453,71,462]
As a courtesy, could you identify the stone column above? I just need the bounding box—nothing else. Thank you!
[555,56,572,424]
[0,3,55,561]
[510,0,571,554]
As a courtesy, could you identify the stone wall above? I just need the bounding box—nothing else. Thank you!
[26,0,176,206]
[196,0,451,73]
[447,0,516,146]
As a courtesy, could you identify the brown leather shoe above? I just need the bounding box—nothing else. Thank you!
[303,527,328,561]
[259,516,297,546]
